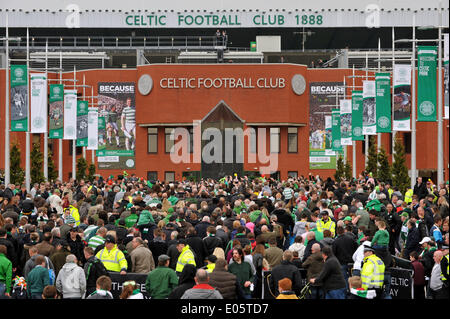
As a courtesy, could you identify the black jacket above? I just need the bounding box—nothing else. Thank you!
[194,221,212,239]
[414,182,428,200]
[84,256,109,296]
[332,234,358,266]
[66,233,86,264]
[404,227,421,258]
[302,239,322,263]
[168,264,196,299]
[270,260,303,295]
[203,235,223,255]
[314,255,347,292]
[186,234,208,268]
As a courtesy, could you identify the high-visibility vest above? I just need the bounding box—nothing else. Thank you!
[205,263,215,273]
[388,188,393,199]
[441,254,449,282]
[176,245,196,273]
[404,189,413,204]
[317,218,336,236]
[361,254,385,289]
[69,205,80,226]
[96,245,128,272]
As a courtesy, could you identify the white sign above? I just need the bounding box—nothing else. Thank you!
[87,107,99,150]
[30,73,48,133]
[63,90,78,140]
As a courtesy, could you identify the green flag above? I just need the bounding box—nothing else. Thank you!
[10,65,28,131]
[331,109,342,151]
[49,84,64,139]
[375,72,392,132]
[352,90,364,141]
[417,46,437,122]
[76,100,89,146]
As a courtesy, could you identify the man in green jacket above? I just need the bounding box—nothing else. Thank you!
[0,244,12,297]
[145,254,178,299]
[27,255,50,299]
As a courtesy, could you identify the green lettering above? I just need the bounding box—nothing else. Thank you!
[195,15,204,25]
[185,15,193,25]
[253,15,260,25]
[159,15,166,25]
[134,15,140,26]
[278,15,284,25]
[220,15,228,25]
[178,15,184,25]
[213,15,219,25]
[126,15,133,25]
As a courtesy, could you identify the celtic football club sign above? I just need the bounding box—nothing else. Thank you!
[30,73,48,134]
[352,91,364,141]
[417,46,437,122]
[375,73,391,133]
[10,65,28,131]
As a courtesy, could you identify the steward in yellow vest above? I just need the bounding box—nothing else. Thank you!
[175,239,196,274]
[96,235,128,274]
[361,245,385,299]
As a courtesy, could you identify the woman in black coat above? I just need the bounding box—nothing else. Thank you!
[168,264,197,299]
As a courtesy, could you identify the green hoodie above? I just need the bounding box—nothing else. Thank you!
[0,253,12,294]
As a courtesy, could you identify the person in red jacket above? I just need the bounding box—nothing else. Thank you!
[409,251,426,299]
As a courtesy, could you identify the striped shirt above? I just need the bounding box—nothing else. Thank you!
[88,235,105,249]
[122,106,136,124]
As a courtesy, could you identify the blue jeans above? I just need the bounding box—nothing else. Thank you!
[0,282,5,296]
[308,286,324,299]
[325,288,347,299]
[341,264,350,289]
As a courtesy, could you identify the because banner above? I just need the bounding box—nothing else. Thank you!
[362,80,376,135]
[49,84,64,138]
[417,46,437,122]
[352,90,364,141]
[340,99,352,145]
[10,65,28,131]
[87,107,99,150]
[30,73,47,133]
[63,90,78,140]
[96,82,136,170]
[393,65,412,131]
[375,72,391,133]
[76,100,89,147]
[309,82,344,169]
[444,33,449,119]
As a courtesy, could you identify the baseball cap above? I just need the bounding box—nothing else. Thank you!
[419,237,432,245]
[158,254,170,263]
[104,235,116,244]
[343,216,352,222]
[400,212,409,218]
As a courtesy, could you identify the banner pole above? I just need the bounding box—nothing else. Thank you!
[4,13,10,186]
[58,51,63,182]
[25,27,31,192]
[365,52,369,168]
[83,74,86,159]
[437,2,443,185]
[377,37,382,151]
[352,65,356,179]
[44,39,48,181]
[73,65,77,181]
[91,86,95,165]
[411,13,417,189]
[392,27,396,157]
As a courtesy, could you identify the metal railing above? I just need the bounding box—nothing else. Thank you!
[1,35,236,51]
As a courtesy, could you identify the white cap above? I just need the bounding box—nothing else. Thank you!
[419,237,432,245]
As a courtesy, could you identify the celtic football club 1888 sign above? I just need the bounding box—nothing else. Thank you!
[417,46,437,122]
[375,72,391,133]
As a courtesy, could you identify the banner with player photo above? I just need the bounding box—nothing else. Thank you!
[10,65,28,131]
[63,90,77,140]
[332,108,342,151]
[49,84,64,139]
[362,80,377,135]
[76,100,89,147]
[375,72,391,133]
[351,90,364,141]
[309,82,344,169]
[340,99,352,146]
[417,46,437,122]
[393,65,411,131]
[96,82,136,170]
[87,107,99,150]
[30,73,47,133]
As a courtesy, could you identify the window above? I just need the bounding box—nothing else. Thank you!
[165,128,175,153]
[270,127,280,153]
[68,143,82,156]
[403,132,411,154]
[147,171,158,181]
[249,128,257,154]
[189,128,194,154]
[287,127,298,153]
[147,128,158,153]
[288,171,298,178]
[165,171,175,182]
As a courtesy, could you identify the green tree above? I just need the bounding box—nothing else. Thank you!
[334,155,345,182]
[365,136,378,178]
[377,146,391,183]
[47,150,58,182]
[392,137,411,194]
[344,160,353,181]
[31,141,45,184]
[10,141,24,185]
[76,157,88,181]
[87,163,96,183]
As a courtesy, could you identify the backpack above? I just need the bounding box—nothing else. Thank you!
[87,258,109,282]
[45,257,56,285]
[11,276,28,300]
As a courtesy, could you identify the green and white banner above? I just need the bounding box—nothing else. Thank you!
[49,84,64,138]
[30,73,47,133]
[393,64,411,131]
[375,72,391,133]
[362,80,376,135]
[10,65,28,132]
[87,107,99,150]
[63,90,78,140]
[417,46,437,122]
[331,109,342,151]
[351,90,364,141]
[76,100,89,147]
[340,99,352,145]
[444,33,449,119]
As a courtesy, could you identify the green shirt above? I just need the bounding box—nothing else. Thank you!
[372,229,390,246]
[27,265,50,295]
[145,266,179,299]
[0,253,12,294]
[228,261,254,295]
[125,213,139,228]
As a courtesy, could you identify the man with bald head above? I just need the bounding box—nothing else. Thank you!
[302,243,324,299]
[181,268,223,299]
[429,250,446,299]
[302,231,322,263]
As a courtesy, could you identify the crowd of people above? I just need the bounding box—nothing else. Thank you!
[0,173,448,300]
